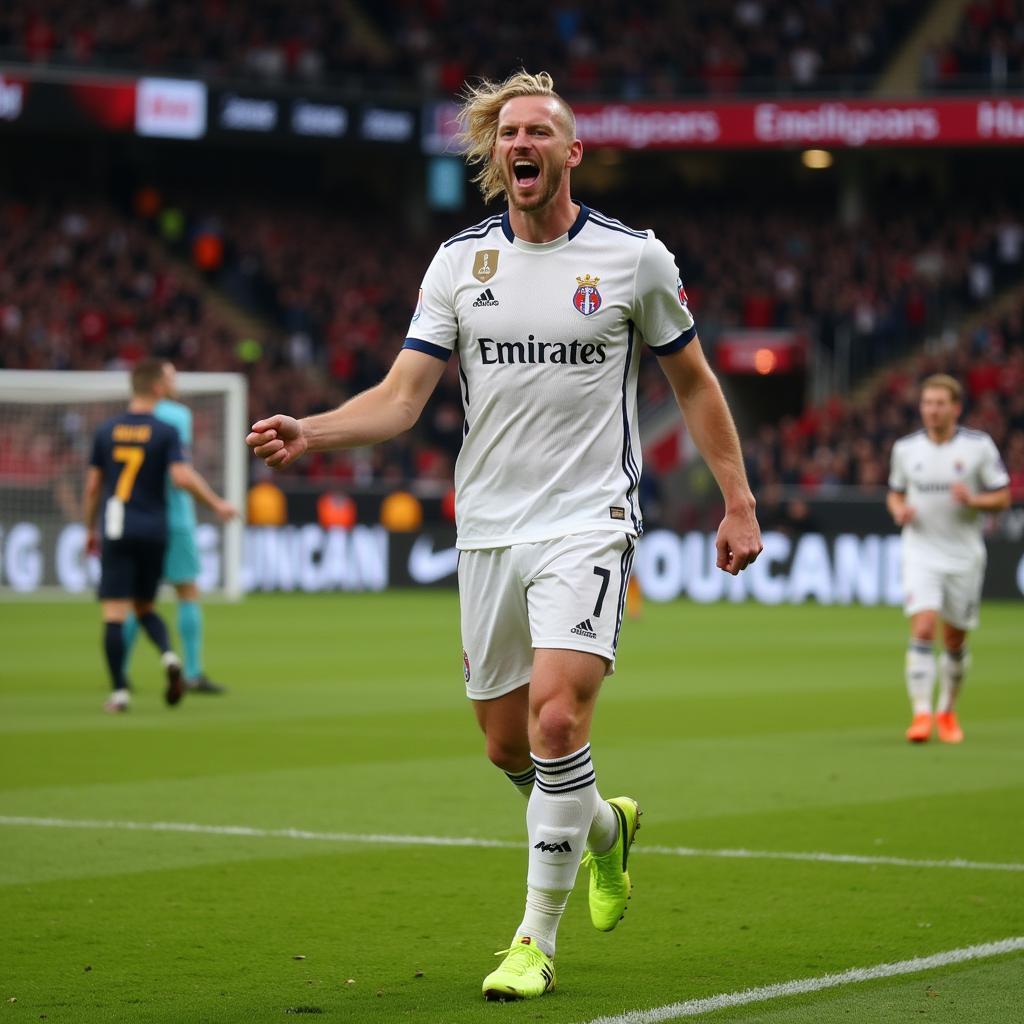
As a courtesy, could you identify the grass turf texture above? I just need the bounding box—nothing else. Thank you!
[1,594,1022,1023]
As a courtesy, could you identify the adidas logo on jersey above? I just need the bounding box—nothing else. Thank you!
[473,288,499,307]
[571,618,598,639]
[534,840,573,854]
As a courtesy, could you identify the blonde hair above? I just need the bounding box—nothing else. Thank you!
[921,373,962,402]
[456,70,576,203]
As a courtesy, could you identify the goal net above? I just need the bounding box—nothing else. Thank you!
[0,370,247,599]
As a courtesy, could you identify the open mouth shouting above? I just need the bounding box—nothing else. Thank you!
[512,158,540,189]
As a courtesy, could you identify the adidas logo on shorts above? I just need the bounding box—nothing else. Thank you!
[472,288,499,307]
[571,618,598,639]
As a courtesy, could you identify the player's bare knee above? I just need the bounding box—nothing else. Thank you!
[485,734,530,772]
[910,613,937,644]
[485,741,528,770]
[530,702,584,758]
[943,625,968,651]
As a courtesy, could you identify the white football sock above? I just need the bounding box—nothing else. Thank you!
[937,647,970,713]
[504,765,535,799]
[516,743,597,955]
[905,643,936,715]
[587,793,619,855]
[514,889,567,957]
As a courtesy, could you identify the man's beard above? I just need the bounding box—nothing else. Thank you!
[502,162,564,213]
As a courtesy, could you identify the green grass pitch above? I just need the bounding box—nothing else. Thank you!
[1,594,1022,1023]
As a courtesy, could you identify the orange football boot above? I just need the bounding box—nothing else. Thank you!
[905,712,933,743]
[935,711,964,744]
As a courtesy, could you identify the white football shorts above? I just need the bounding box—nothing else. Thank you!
[902,557,985,630]
[458,530,636,701]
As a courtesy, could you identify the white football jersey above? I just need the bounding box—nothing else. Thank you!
[405,204,696,550]
[888,427,1009,569]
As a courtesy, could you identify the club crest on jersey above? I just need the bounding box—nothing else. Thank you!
[677,277,689,308]
[473,249,498,283]
[463,649,471,683]
[411,287,423,322]
[573,274,602,316]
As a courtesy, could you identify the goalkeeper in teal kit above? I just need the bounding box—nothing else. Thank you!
[124,361,237,692]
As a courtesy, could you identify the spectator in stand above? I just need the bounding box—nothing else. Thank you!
[3,186,1022,503]
[0,0,920,96]
[923,0,1024,91]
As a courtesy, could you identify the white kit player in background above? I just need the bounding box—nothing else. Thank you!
[887,374,1011,745]
[246,70,762,1002]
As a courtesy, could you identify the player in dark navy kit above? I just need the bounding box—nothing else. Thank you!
[84,358,234,714]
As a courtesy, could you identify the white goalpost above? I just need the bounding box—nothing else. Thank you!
[0,370,247,600]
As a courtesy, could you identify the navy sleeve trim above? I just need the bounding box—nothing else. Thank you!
[403,337,452,361]
[980,482,1010,493]
[888,487,907,494]
[649,324,698,356]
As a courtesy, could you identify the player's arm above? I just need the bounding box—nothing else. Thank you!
[886,440,914,524]
[83,465,103,555]
[887,489,915,525]
[169,466,237,524]
[169,462,238,522]
[657,338,762,574]
[247,348,447,469]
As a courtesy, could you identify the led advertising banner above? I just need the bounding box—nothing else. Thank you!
[571,97,1024,150]
[0,69,416,147]
[424,96,1024,153]
[1,521,1020,602]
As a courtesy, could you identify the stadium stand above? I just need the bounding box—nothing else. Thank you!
[0,0,922,96]
[0,192,464,487]
[742,313,1024,497]
[922,0,1024,91]
[0,197,240,372]
[369,0,922,96]
[0,1,377,86]
[3,179,1022,502]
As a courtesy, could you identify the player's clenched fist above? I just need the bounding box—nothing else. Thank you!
[246,414,307,469]
[715,504,763,576]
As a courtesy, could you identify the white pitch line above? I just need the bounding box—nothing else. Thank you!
[640,843,1024,873]
[0,815,518,850]
[578,936,1024,1024]
[1,816,1023,874]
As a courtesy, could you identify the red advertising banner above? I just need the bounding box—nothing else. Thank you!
[572,98,1024,150]
[715,330,808,375]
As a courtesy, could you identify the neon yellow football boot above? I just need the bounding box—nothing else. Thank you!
[581,796,641,931]
[482,936,555,1001]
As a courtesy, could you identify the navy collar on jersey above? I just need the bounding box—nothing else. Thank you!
[501,202,591,245]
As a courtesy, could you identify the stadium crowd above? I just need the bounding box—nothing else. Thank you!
[0,198,242,373]
[922,0,1024,91]
[743,314,1024,501]
[0,0,374,87]
[657,198,1024,387]
[1,0,919,97]
[371,0,919,97]
[2,188,1022,504]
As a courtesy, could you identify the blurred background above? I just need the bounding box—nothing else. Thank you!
[1,0,1022,601]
